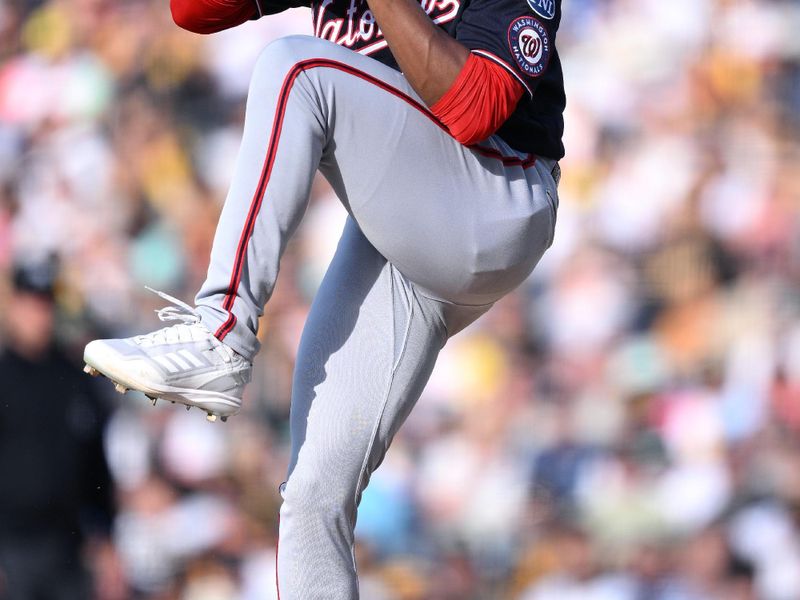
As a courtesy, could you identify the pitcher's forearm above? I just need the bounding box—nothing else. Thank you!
[365,0,470,105]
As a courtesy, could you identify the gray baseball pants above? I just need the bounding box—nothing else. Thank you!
[194,35,558,599]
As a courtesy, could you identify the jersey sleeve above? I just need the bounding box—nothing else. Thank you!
[455,0,560,98]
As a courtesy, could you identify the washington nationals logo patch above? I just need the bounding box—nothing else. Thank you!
[508,16,551,77]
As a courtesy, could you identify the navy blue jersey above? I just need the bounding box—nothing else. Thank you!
[255,0,565,159]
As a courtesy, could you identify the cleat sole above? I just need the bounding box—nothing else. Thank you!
[82,354,240,421]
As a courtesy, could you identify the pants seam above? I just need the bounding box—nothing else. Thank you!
[350,265,415,539]
[413,286,496,310]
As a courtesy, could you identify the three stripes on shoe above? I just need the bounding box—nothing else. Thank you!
[151,349,208,373]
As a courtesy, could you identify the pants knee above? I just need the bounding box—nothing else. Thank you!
[253,35,330,77]
[280,470,357,524]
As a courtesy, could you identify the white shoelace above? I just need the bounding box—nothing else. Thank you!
[132,287,234,364]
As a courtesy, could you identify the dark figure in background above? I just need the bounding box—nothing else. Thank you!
[0,260,114,600]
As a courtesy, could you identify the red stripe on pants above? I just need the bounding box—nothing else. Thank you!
[214,58,536,341]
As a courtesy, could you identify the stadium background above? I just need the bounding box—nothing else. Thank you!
[1,0,800,598]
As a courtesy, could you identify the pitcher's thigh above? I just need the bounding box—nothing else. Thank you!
[318,92,552,305]
[284,218,447,506]
[278,219,449,597]
[269,37,552,305]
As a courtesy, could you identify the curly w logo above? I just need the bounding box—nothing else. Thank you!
[520,31,543,63]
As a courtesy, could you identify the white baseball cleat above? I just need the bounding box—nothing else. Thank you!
[83,288,251,422]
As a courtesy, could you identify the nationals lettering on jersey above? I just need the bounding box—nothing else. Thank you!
[256,0,566,158]
[311,0,461,62]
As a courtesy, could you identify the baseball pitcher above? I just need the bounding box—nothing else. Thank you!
[83,0,565,596]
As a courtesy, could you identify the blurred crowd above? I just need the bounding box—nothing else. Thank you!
[1,0,799,598]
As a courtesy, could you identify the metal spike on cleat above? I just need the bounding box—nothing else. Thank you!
[206,414,217,423]
[114,383,127,394]
[221,416,228,423]
[185,405,191,411]
[83,365,100,377]
[149,397,157,407]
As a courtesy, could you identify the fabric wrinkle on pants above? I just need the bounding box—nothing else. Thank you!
[193,35,559,599]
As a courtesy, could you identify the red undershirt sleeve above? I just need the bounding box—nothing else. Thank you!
[430,52,525,147]
[170,0,257,34]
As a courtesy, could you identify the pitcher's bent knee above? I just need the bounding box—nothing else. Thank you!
[280,470,357,527]
[253,35,339,78]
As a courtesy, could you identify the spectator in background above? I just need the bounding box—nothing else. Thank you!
[0,258,116,600]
